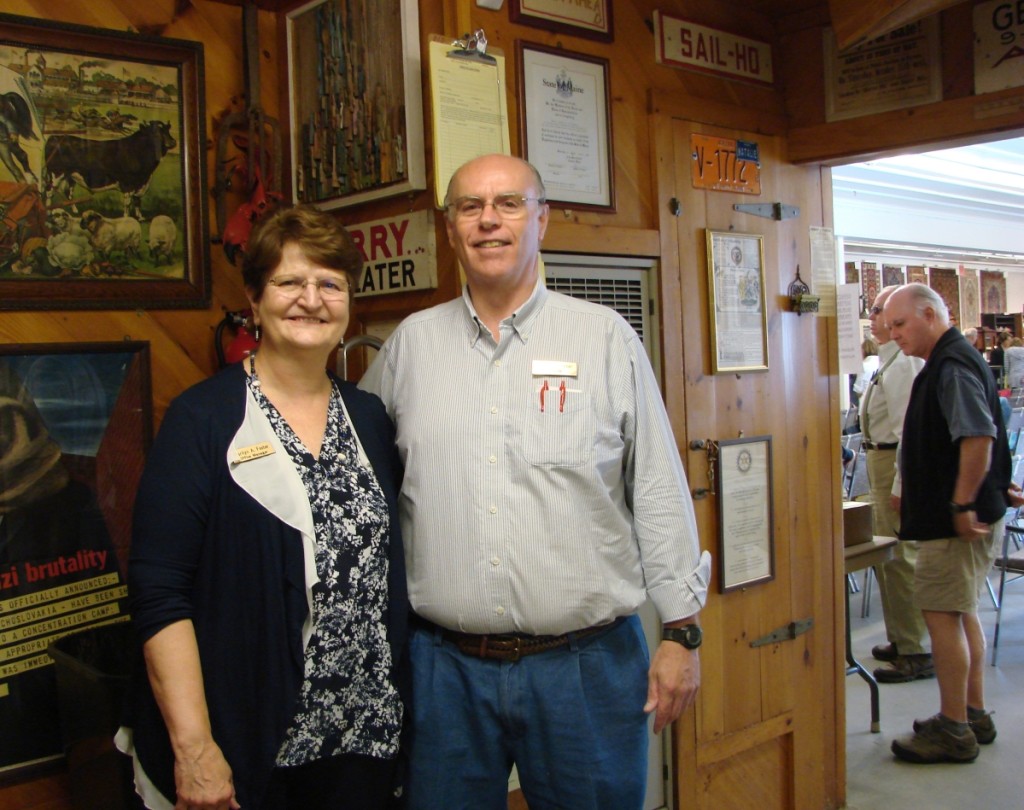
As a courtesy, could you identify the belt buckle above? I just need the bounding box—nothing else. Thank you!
[507,636,522,662]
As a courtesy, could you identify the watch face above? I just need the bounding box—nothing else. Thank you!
[666,625,702,649]
[683,625,702,647]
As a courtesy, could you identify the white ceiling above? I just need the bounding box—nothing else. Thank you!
[830,137,1024,265]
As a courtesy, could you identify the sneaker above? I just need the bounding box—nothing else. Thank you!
[892,715,979,763]
[874,654,935,683]
[914,712,996,745]
[872,642,899,662]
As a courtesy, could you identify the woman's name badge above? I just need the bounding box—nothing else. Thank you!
[233,442,275,465]
[532,360,578,377]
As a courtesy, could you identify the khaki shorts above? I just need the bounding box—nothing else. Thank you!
[912,520,1002,613]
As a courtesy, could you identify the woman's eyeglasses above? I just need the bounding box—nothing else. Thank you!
[267,275,351,300]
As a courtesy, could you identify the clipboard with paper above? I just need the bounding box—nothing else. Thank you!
[427,31,511,208]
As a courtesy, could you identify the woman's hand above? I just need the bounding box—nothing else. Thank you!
[173,739,240,810]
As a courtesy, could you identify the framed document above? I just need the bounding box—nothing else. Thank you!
[510,0,613,42]
[706,230,768,373]
[517,42,614,211]
[716,436,774,592]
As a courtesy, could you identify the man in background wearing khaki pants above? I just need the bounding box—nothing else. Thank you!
[861,285,932,683]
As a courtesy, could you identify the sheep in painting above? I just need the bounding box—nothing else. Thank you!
[147,214,177,265]
[80,210,142,260]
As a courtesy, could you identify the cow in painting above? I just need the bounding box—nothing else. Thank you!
[42,120,176,220]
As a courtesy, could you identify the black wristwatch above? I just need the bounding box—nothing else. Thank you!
[950,501,975,514]
[663,624,703,650]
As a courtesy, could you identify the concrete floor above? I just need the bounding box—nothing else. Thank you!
[845,568,1024,809]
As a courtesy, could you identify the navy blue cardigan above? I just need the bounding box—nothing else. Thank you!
[124,363,408,808]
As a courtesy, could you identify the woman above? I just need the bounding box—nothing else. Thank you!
[117,205,408,810]
[1004,336,1024,391]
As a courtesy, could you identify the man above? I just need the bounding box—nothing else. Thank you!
[883,283,1009,764]
[859,286,931,684]
[361,154,710,809]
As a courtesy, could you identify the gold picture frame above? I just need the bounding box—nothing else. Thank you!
[706,230,769,373]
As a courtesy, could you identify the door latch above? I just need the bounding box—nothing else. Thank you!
[750,618,813,647]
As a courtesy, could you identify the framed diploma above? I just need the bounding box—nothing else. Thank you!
[517,42,614,211]
[706,230,769,373]
[716,436,774,592]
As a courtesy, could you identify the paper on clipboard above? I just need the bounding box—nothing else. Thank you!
[428,36,511,208]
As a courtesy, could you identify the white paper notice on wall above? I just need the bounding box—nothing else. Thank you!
[810,225,837,317]
[837,284,864,376]
[973,0,1024,94]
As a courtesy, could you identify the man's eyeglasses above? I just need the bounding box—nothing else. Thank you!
[446,193,545,222]
[267,275,351,300]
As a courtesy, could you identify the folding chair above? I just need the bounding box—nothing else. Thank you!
[842,432,862,500]
[991,454,1024,665]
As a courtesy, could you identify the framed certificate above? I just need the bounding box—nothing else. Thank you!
[716,435,775,592]
[517,42,614,211]
[706,230,769,373]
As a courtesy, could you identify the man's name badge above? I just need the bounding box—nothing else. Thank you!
[532,360,578,377]
[233,442,275,464]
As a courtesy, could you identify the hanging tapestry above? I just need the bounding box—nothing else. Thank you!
[960,268,980,328]
[882,265,905,287]
[929,267,961,326]
[861,262,879,311]
[980,270,1007,314]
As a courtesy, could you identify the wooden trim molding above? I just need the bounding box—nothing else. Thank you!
[648,90,788,136]
[788,87,1024,164]
[542,222,660,257]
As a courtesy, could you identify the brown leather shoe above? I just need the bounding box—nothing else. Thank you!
[874,653,935,683]
[871,642,898,661]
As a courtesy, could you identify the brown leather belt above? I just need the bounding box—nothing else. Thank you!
[863,441,898,450]
[414,616,623,662]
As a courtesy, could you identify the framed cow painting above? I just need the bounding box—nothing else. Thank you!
[0,14,209,310]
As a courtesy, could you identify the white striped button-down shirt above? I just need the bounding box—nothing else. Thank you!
[360,281,710,635]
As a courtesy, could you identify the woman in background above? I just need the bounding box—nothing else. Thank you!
[1003,336,1024,391]
[117,205,407,810]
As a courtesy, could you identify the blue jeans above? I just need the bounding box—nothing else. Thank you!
[406,615,650,810]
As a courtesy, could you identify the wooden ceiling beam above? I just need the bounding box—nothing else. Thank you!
[827,0,962,50]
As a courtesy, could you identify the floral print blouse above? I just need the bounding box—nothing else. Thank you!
[246,370,401,765]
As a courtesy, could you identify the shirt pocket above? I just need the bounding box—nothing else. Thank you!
[523,383,594,467]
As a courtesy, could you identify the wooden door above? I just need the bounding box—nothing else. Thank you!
[652,110,844,809]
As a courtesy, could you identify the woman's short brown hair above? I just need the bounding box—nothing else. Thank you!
[242,205,362,298]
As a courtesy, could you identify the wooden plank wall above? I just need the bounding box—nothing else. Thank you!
[1,0,1020,807]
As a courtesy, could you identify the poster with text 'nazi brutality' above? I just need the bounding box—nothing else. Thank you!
[0,345,149,775]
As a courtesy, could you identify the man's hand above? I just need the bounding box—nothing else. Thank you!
[952,509,990,542]
[1008,483,1024,508]
[643,640,700,734]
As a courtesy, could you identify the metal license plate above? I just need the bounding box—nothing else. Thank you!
[690,134,761,194]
